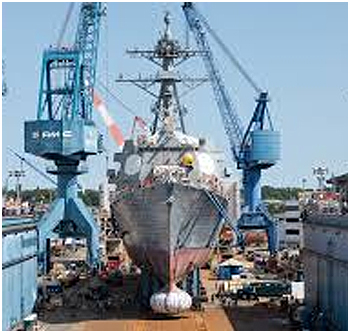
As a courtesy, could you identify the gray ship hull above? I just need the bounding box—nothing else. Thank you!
[111,181,224,286]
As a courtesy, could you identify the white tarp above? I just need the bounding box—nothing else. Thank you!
[219,258,244,267]
[291,281,305,300]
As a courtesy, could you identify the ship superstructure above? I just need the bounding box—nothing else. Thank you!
[108,13,228,313]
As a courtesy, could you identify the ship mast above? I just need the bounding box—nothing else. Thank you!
[154,13,179,134]
[116,12,207,136]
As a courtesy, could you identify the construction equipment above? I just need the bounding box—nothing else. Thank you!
[182,2,280,254]
[24,3,104,271]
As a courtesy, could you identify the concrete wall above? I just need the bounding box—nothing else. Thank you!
[2,222,38,330]
[303,215,348,330]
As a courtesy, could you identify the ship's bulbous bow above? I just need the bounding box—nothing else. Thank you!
[150,285,192,314]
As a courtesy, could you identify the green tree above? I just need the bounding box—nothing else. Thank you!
[262,186,303,201]
[4,187,101,207]
[79,189,100,207]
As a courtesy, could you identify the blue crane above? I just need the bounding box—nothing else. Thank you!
[182,2,280,254]
[24,3,104,270]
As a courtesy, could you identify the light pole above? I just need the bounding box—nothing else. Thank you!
[313,167,328,192]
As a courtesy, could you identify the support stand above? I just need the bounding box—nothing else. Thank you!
[182,266,202,310]
[136,264,162,310]
[38,162,99,273]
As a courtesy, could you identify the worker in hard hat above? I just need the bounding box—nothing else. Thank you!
[180,152,195,175]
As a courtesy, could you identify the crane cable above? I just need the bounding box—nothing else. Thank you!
[7,148,87,190]
[97,78,151,126]
[57,2,75,47]
[7,148,57,186]
[193,5,262,95]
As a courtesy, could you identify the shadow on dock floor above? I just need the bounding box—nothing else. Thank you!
[223,301,292,331]
[38,274,150,325]
[40,306,191,324]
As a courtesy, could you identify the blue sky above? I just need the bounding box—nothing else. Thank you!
[2,2,348,191]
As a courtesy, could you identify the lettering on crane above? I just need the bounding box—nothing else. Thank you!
[32,131,40,139]
[62,130,73,138]
[42,131,60,139]
[31,130,73,139]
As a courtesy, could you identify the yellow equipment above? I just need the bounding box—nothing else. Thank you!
[181,152,195,167]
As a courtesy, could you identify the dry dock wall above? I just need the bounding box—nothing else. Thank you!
[2,219,38,330]
[303,214,348,330]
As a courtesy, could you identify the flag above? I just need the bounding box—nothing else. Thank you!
[134,116,148,130]
[93,91,124,146]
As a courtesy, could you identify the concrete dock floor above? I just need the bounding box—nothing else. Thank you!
[78,307,233,331]
[39,268,292,331]
[41,301,292,331]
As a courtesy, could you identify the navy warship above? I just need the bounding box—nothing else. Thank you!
[108,13,229,313]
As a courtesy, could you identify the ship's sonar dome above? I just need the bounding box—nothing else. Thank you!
[150,287,192,314]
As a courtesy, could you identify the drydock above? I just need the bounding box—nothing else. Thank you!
[2,2,348,332]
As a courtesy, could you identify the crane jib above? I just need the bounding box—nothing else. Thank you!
[182,2,280,254]
[183,3,244,162]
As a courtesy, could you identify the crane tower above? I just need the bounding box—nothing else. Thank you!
[24,3,104,270]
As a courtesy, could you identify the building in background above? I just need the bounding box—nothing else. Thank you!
[276,200,304,250]
[327,173,348,214]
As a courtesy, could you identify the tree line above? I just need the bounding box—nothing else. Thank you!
[3,185,310,210]
[261,186,305,201]
[3,188,100,207]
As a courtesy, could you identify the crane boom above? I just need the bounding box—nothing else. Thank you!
[75,2,103,120]
[182,2,243,161]
[182,2,280,254]
[36,2,103,122]
[185,4,261,95]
